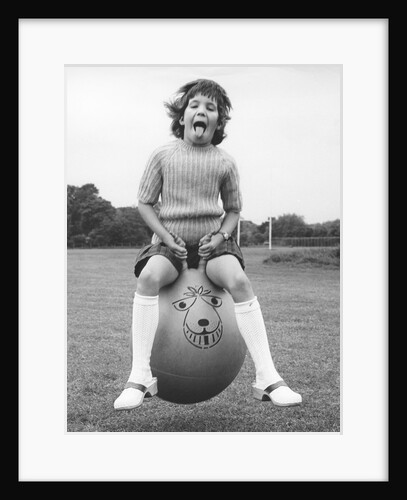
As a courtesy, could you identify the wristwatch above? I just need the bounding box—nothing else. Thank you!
[218,231,230,241]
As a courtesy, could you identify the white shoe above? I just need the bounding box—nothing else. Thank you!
[252,380,302,407]
[114,378,158,410]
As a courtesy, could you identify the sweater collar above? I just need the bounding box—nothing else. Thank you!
[177,138,215,152]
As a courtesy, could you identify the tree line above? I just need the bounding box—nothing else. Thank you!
[67,183,340,248]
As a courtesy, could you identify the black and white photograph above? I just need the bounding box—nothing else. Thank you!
[19,19,388,482]
[65,65,341,432]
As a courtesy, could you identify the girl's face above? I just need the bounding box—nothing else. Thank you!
[180,93,220,147]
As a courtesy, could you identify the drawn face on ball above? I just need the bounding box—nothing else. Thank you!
[172,285,223,349]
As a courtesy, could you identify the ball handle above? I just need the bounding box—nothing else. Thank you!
[180,257,207,273]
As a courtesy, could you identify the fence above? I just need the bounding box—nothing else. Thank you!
[67,237,340,249]
[67,242,145,249]
[270,237,340,247]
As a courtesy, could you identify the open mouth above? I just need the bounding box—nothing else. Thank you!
[193,121,207,138]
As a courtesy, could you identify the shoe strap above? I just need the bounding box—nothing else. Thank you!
[263,380,288,393]
[124,381,147,392]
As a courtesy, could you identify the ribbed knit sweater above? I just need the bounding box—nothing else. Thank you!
[138,139,243,245]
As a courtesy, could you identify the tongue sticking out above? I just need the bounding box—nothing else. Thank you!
[193,122,206,138]
[195,126,205,138]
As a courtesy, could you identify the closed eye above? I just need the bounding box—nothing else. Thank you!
[188,100,217,112]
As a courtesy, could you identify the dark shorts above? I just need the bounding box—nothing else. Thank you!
[134,236,245,277]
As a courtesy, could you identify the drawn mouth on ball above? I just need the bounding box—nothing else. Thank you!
[185,321,221,336]
[184,322,223,349]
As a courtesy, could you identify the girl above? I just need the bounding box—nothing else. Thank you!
[114,79,302,410]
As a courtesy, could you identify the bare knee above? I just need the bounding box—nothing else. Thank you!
[137,267,162,296]
[226,272,254,302]
[136,258,179,296]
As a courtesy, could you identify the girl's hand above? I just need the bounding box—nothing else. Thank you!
[198,233,212,247]
[198,233,224,260]
[164,233,188,260]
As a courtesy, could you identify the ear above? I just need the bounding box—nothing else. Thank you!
[179,116,185,126]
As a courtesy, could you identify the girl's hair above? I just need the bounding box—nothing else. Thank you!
[164,79,232,145]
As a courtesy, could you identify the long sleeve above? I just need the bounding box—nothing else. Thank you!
[137,148,165,205]
[220,153,243,213]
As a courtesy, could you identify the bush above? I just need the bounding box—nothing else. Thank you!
[263,247,340,267]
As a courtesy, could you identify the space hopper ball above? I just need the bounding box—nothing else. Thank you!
[150,259,247,404]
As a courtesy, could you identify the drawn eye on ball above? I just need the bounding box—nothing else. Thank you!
[201,295,222,308]
[173,297,197,311]
[172,286,222,311]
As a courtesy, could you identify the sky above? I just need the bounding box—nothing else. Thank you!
[65,64,341,225]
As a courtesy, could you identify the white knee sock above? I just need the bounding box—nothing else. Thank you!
[128,292,159,384]
[234,297,282,389]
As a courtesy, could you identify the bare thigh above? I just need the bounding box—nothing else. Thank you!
[136,255,179,296]
[206,255,254,303]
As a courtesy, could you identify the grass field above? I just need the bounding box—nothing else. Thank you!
[67,247,340,433]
